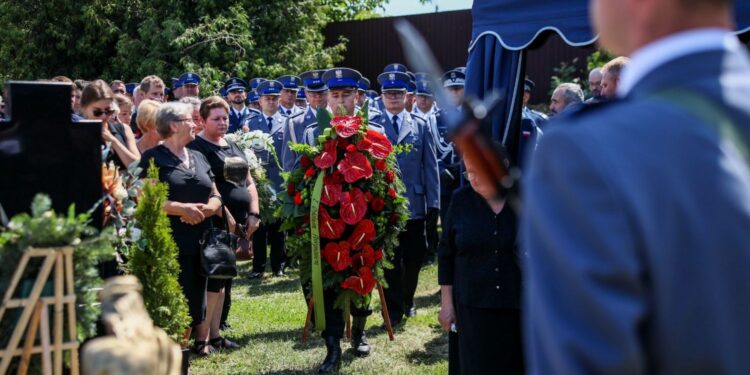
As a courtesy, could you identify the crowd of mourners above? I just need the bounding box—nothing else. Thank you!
[5,1,748,372]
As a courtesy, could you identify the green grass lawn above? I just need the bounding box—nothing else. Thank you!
[189,261,449,375]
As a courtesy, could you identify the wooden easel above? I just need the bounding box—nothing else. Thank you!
[0,247,80,375]
[302,282,395,343]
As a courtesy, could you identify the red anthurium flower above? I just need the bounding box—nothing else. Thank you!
[340,267,376,295]
[348,219,376,249]
[287,183,295,196]
[314,140,338,169]
[365,191,373,202]
[370,196,385,212]
[373,248,384,261]
[330,171,345,184]
[300,155,313,168]
[321,242,352,272]
[339,188,368,225]
[364,130,393,159]
[294,192,303,206]
[319,207,346,240]
[320,175,343,207]
[346,144,357,153]
[375,159,387,171]
[385,169,395,183]
[338,151,373,183]
[353,244,377,268]
[331,116,363,138]
[356,138,373,151]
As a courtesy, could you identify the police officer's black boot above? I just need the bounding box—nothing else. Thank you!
[351,316,370,356]
[318,336,342,373]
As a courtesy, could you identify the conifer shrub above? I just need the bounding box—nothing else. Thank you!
[128,161,190,342]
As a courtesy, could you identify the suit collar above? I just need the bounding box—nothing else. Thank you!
[619,29,734,98]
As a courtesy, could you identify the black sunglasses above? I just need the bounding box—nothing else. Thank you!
[93,108,115,117]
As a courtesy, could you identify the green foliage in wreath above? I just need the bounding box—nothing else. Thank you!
[0,194,113,344]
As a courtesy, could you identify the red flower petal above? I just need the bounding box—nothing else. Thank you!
[364,130,393,159]
[314,140,338,169]
[385,170,395,183]
[321,242,352,272]
[300,156,313,168]
[320,174,343,207]
[319,207,346,240]
[348,219,376,249]
[331,116,363,138]
[370,196,385,212]
[340,267,375,295]
[337,151,373,183]
[339,188,368,226]
[375,159,387,171]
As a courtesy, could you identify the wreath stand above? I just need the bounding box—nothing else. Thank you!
[301,282,394,343]
[0,247,80,375]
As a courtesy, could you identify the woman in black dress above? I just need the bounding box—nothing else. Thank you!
[80,80,139,170]
[138,102,224,356]
[188,96,260,348]
[438,146,524,374]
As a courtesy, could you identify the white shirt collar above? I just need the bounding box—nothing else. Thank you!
[231,105,246,116]
[385,109,407,124]
[414,106,433,118]
[617,28,738,97]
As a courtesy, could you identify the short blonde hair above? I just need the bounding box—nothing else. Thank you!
[136,99,161,133]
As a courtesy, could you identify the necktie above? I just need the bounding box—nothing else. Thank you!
[287,109,292,116]
[391,115,399,135]
[266,117,273,132]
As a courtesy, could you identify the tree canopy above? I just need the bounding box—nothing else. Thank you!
[0,0,397,93]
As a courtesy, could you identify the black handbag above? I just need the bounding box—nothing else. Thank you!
[199,205,238,279]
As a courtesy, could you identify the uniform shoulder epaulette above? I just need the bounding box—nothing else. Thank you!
[410,113,427,124]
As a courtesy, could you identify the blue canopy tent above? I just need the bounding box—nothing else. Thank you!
[465,0,750,164]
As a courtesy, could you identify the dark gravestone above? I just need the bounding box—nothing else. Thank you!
[0,81,103,226]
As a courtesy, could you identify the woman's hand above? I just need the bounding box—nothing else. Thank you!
[102,123,116,143]
[438,301,456,332]
[245,216,260,239]
[179,204,205,225]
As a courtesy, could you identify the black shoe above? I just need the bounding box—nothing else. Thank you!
[422,257,434,266]
[220,322,231,331]
[406,306,417,317]
[351,329,370,357]
[274,269,285,277]
[318,336,342,373]
[246,271,263,280]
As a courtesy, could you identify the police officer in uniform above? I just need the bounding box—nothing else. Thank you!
[356,76,370,108]
[172,78,184,100]
[370,70,440,325]
[296,88,308,109]
[245,80,288,279]
[180,72,201,98]
[224,77,254,133]
[276,75,305,117]
[282,69,328,171]
[374,63,409,112]
[300,68,386,373]
[412,79,458,265]
[519,79,545,167]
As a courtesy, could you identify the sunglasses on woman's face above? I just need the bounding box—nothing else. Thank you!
[93,108,115,117]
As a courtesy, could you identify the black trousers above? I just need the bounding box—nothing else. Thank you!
[220,279,232,325]
[252,222,286,273]
[384,219,427,321]
[320,289,372,339]
[455,305,524,375]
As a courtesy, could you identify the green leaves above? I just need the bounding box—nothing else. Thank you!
[0,0,388,87]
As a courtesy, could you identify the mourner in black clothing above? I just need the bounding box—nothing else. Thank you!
[438,146,524,375]
[138,102,228,357]
[80,79,139,170]
[188,96,261,336]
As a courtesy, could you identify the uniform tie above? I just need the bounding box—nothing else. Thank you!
[266,117,273,132]
[391,115,399,135]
